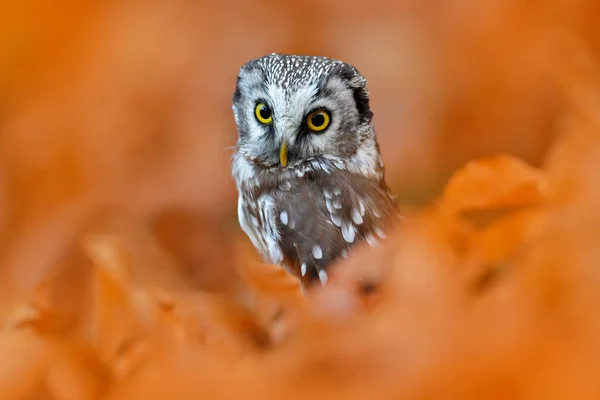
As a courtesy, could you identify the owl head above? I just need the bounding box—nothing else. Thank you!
[232,53,378,173]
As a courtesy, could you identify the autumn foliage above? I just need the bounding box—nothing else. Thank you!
[2,0,600,399]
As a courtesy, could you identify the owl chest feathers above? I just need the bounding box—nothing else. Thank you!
[235,157,399,285]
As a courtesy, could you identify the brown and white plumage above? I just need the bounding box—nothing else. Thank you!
[232,53,400,288]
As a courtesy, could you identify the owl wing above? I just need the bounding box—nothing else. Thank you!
[237,194,284,265]
[237,195,264,255]
[275,171,399,285]
[318,173,399,247]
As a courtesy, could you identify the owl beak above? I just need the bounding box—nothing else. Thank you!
[279,141,288,167]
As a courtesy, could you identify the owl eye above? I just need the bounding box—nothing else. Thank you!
[306,110,330,132]
[255,102,273,124]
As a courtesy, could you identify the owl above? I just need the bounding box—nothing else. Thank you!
[231,53,400,288]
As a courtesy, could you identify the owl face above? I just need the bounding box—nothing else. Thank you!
[232,53,374,170]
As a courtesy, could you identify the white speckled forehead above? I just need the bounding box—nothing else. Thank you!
[240,53,343,91]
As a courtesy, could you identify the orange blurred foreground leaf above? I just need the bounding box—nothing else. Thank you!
[0,328,50,399]
[236,260,307,309]
[441,154,547,214]
[81,234,140,366]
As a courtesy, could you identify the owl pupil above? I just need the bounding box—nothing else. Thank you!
[259,106,271,120]
[311,113,325,127]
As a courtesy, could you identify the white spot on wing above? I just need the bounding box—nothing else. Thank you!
[358,200,366,216]
[375,227,387,239]
[280,210,288,225]
[333,198,342,209]
[366,233,378,247]
[351,208,363,225]
[330,213,342,227]
[318,269,328,285]
[342,222,356,243]
[312,244,323,259]
[326,197,336,213]
[301,263,307,276]
[333,187,342,196]
[341,249,348,258]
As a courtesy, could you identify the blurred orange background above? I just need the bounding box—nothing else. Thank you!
[3,1,600,399]
[0,0,599,309]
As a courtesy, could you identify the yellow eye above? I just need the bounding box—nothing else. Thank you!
[255,102,273,124]
[306,110,330,132]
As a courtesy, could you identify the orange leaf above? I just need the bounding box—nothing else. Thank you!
[473,208,544,266]
[236,260,307,309]
[441,154,547,214]
[234,235,307,310]
[0,328,51,399]
[44,340,110,400]
[81,234,140,365]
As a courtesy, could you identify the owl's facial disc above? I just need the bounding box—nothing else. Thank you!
[233,54,374,169]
